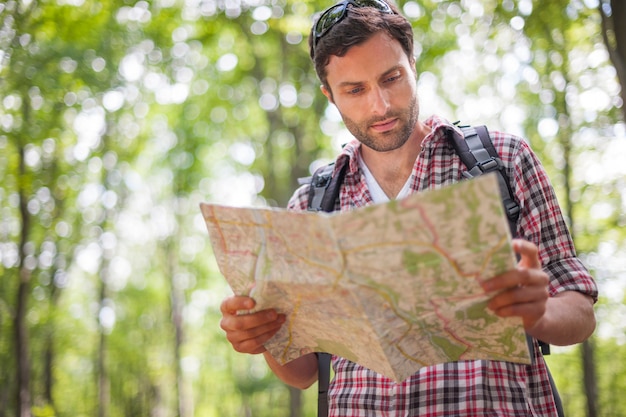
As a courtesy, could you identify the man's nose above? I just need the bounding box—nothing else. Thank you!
[369,86,391,116]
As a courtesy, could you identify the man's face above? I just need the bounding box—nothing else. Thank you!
[322,31,419,153]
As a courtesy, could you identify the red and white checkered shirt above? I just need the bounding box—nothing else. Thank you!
[287,115,598,417]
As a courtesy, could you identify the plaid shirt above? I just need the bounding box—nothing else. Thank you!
[287,115,598,417]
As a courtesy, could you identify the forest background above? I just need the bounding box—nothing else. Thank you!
[1,0,625,416]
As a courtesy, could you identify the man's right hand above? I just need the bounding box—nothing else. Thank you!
[219,295,286,354]
[220,295,319,389]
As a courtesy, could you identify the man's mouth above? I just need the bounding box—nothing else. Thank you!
[371,118,398,133]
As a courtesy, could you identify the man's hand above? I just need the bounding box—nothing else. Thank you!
[219,295,286,355]
[481,239,595,345]
[220,295,318,389]
[481,239,550,333]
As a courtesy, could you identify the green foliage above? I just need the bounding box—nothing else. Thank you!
[547,336,626,417]
[0,0,624,416]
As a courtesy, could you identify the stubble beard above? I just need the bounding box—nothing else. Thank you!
[342,94,420,153]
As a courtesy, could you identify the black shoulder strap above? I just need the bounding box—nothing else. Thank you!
[316,352,331,417]
[307,161,349,212]
[447,124,520,238]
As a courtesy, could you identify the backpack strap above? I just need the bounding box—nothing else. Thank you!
[447,124,520,238]
[316,352,331,417]
[307,160,349,212]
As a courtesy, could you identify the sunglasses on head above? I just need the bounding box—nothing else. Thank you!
[312,0,394,51]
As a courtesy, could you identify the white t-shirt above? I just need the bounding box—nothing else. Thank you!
[358,157,412,203]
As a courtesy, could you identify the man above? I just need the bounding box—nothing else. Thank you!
[220,0,598,415]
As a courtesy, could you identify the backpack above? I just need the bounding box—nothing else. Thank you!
[304,124,564,417]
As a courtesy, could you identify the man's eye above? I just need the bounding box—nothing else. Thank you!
[347,87,363,95]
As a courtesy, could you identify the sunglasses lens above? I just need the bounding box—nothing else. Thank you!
[354,0,392,12]
[315,4,346,37]
[313,0,393,50]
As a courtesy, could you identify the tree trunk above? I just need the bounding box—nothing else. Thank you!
[97,330,110,417]
[600,0,626,121]
[168,238,192,417]
[97,272,110,417]
[558,100,599,417]
[288,386,302,417]
[582,340,599,417]
[44,334,54,405]
[0,379,9,417]
[16,145,32,417]
[16,278,31,417]
[43,285,60,408]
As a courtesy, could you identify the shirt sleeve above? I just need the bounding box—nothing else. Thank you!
[287,184,310,212]
[510,137,598,301]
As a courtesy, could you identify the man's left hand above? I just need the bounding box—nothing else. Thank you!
[481,239,550,333]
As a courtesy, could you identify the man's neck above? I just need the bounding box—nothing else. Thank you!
[360,122,431,199]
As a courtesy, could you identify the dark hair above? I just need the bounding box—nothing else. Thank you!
[308,2,414,89]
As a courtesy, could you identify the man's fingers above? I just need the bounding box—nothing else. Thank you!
[221,312,286,354]
[220,295,255,315]
[229,323,284,353]
[483,264,549,331]
[220,308,281,332]
[219,295,286,355]
[482,268,548,293]
[512,239,541,269]
[489,298,547,329]
[487,284,549,312]
[481,238,549,293]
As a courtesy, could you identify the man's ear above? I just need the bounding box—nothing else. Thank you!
[410,56,417,77]
[321,85,334,104]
